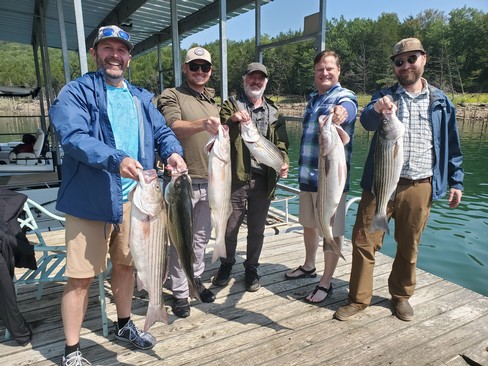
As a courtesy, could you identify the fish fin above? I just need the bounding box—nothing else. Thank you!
[144,304,168,331]
[136,275,146,292]
[370,214,390,235]
[335,125,350,145]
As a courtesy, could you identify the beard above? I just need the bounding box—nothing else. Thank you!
[395,68,422,87]
[244,83,265,100]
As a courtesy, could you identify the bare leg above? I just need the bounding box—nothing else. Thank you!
[110,263,135,318]
[306,235,342,302]
[285,227,319,277]
[61,277,93,346]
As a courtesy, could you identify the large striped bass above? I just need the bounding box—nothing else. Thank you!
[240,119,285,173]
[317,114,349,260]
[370,110,405,234]
[129,169,168,331]
[164,173,201,301]
[206,125,232,263]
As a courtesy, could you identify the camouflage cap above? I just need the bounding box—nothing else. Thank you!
[390,38,425,60]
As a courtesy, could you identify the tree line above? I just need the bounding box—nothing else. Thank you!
[0,6,486,98]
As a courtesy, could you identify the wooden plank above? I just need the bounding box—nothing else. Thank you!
[1,228,488,366]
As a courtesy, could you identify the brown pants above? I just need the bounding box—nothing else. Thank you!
[348,181,432,307]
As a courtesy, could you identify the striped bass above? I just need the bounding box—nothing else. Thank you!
[370,110,405,234]
[240,120,285,173]
[164,173,201,301]
[317,114,349,260]
[129,169,168,331]
[206,125,232,263]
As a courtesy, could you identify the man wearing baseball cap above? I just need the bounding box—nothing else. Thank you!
[334,37,464,322]
[157,46,220,318]
[50,25,186,365]
[212,62,289,292]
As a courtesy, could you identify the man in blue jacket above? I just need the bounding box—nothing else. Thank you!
[49,25,186,366]
[334,38,464,322]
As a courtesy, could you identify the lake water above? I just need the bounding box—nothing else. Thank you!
[2,114,486,296]
[278,119,488,297]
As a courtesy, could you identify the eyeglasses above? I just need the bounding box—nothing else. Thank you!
[393,54,420,67]
[99,26,131,42]
[188,62,211,73]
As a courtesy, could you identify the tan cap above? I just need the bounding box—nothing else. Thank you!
[390,38,425,60]
[185,47,212,65]
[93,25,133,51]
[244,62,268,77]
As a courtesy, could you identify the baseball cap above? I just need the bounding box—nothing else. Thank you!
[244,62,268,77]
[390,38,425,60]
[93,25,133,51]
[185,47,212,65]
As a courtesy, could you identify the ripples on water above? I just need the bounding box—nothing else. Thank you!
[281,120,488,296]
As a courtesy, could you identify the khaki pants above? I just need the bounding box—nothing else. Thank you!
[348,181,432,307]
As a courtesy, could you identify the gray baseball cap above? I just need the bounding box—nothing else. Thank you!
[244,62,268,77]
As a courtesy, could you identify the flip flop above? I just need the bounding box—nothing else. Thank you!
[304,284,333,304]
[284,265,317,280]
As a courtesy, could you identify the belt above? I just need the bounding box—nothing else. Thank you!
[397,177,432,185]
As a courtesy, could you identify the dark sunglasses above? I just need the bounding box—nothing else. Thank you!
[393,54,420,67]
[100,26,131,41]
[189,62,211,73]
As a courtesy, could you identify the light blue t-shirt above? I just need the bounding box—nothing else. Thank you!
[106,82,139,201]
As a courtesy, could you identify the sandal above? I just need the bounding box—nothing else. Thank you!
[305,284,333,304]
[285,265,317,280]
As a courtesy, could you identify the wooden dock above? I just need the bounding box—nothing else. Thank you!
[1,223,488,366]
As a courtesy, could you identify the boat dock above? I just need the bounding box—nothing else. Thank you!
[1,217,487,366]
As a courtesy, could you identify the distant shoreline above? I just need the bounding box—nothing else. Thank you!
[1,98,487,121]
[277,102,488,121]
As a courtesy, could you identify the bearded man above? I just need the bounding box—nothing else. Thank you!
[212,62,289,292]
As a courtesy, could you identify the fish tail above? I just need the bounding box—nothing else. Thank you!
[144,304,168,331]
[323,236,345,260]
[188,280,202,302]
[370,214,390,234]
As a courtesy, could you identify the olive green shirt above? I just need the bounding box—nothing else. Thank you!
[157,83,220,179]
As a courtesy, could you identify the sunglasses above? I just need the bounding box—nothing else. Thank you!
[188,62,211,73]
[393,54,420,67]
[100,26,131,42]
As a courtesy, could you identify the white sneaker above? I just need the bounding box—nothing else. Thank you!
[61,350,91,366]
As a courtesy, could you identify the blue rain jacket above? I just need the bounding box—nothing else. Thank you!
[49,70,183,223]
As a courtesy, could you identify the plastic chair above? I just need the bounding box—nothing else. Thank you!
[5,198,110,339]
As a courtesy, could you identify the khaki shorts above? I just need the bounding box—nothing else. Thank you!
[65,202,133,278]
[299,191,347,251]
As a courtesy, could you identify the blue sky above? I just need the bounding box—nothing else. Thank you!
[181,0,488,49]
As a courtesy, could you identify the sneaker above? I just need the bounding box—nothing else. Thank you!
[113,319,156,350]
[245,267,261,292]
[173,298,191,318]
[212,263,233,286]
[61,350,91,366]
[195,278,216,303]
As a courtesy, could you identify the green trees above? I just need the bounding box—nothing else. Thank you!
[0,7,486,96]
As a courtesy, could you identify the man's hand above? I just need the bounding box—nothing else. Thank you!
[204,116,221,135]
[330,105,348,125]
[119,157,143,180]
[448,188,462,208]
[230,110,251,123]
[279,163,289,178]
[373,96,397,115]
[166,153,187,174]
